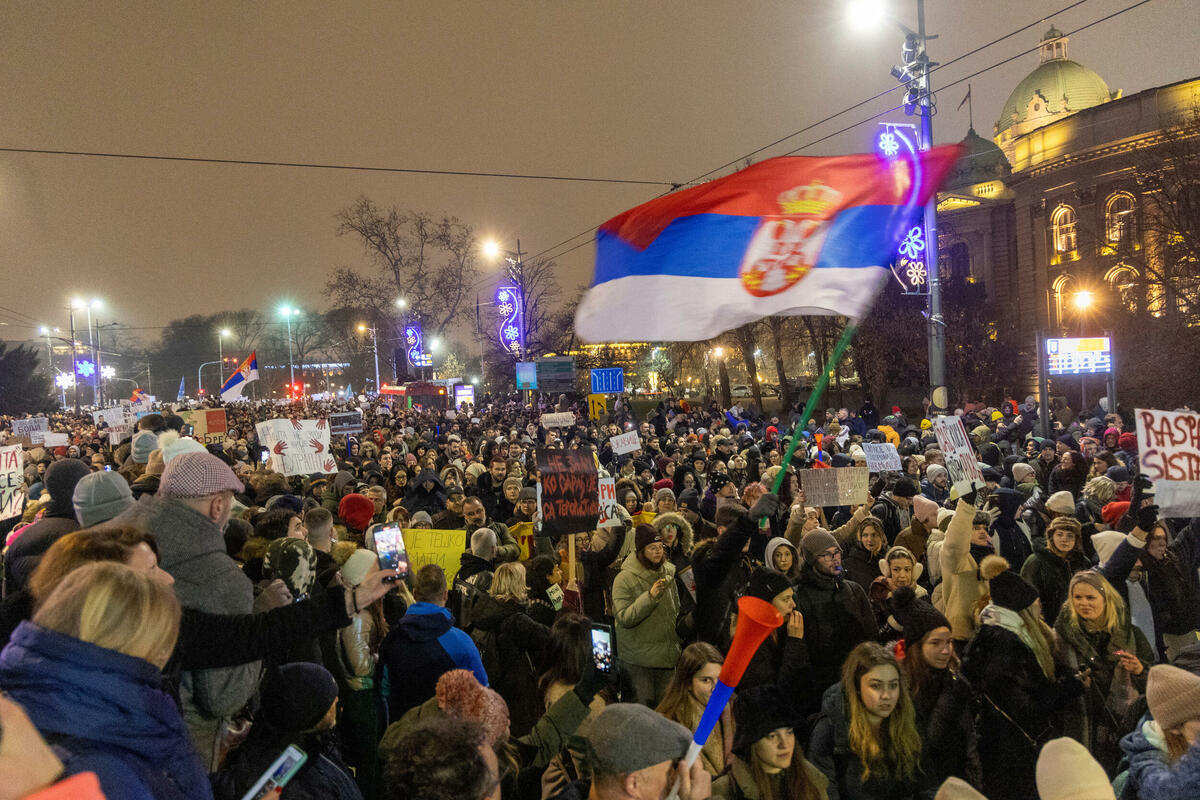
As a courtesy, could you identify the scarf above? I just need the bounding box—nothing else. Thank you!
[979,603,1055,679]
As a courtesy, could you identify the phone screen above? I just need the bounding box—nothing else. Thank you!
[590,624,614,673]
[241,744,307,800]
[260,450,271,463]
[374,524,410,579]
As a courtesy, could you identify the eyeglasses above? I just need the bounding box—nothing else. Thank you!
[817,548,842,561]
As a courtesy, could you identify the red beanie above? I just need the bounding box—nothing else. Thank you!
[339,493,376,532]
[1101,500,1130,529]
[1118,432,1137,451]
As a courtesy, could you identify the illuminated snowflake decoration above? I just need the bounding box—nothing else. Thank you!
[898,226,926,260]
[75,360,95,377]
[878,131,900,158]
[55,372,75,388]
[101,366,116,379]
[503,325,520,342]
[904,259,928,286]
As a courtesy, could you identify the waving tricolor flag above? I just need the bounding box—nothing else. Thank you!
[575,147,961,342]
[220,351,259,402]
[129,387,147,403]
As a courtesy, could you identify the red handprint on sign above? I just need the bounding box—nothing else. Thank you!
[316,417,327,430]
[290,418,302,430]
[273,441,288,455]
[309,439,324,453]
[323,458,335,472]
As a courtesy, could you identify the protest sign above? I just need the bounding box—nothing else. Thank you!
[1137,408,1200,516]
[932,416,985,495]
[609,430,641,456]
[178,409,228,446]
[328,410,364,435]
[597,477,623,528]
[255,419,336,476]
[41,433,69,447]
[10,417,48,447]
[796,467,870,507]
[509,521,536,560]
[404,529,466,584]
[537,449,599,536]
[92,406,131,428]
[1,445,25,521]
[541,412,575,429]
[862,443,902,472]
[632,510,657,526]
[108,424,133,445]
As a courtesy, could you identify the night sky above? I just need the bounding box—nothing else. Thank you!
[2,0,1196,345]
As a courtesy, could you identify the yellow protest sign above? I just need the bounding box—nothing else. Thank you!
[588,394,608,421]
[403,529,466,584]
[509,521,535,561]
[632,511,657,526]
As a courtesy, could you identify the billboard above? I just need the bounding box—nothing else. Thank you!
[1046,337,1112,375]
[515,361,539,390]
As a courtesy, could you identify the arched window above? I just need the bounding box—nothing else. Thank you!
[1106,264,1140,313]
[1105,192,1136,244]
[1051,273,1074,327]
[1052,205,1077,253]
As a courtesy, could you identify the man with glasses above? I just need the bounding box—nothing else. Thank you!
[793,528,875,715]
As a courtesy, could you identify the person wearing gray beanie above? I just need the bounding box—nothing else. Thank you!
[72,470,136,528]
[131,430,157,464]
[4,458,91,592]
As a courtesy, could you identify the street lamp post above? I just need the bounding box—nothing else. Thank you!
[1074,290,1093,412]
[278,307,301,387]
[218,329,231,386]
[198,361,222,399]
[358,324,380,394]
[38,326,58,383]
[67,305,80,414]
[483,239,528,362]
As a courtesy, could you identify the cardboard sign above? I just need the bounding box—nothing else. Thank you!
[10,418,48,447]
[404,529,467,584]
[597,477,623,528]
[509,520,536,560]
[862,443,902,472]
[1137,408,1200,516]
[536,449,600,536]
[609,430,641,456]
[932,416,985,495]
[329,410,364,435]
[797,466,870,507]
[255,419,336,476]
[41,432,69,447]
[541,412,576,429]
[178,409,228,446]
[1,445,24,521]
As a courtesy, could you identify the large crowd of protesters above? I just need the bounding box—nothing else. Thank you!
[0,388,1198,800]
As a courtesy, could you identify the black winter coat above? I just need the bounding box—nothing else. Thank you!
[792,565,875,712]
[841,542,884,591]
[911,668,976,788]
[1019,546,1090,625]
[468,595,550,737]
[960,624,1082,800]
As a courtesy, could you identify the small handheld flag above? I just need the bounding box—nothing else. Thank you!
[130,387,147,403]
[220,351,260,402]
[177,376,186,401]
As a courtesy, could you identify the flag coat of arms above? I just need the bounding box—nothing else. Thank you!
[575,147,960,342]
[220,351,259,402]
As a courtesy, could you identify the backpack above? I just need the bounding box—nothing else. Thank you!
[470,625,503,680]
[450,572,492,629]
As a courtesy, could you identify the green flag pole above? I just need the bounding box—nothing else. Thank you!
[771,323,857,494]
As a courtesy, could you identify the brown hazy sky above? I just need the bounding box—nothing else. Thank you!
[2,0,1197,346]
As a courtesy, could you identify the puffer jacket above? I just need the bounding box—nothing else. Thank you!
[935,500,988,642]
[612,551,680,668]
[468,594,550,737]
[337,611,378,691]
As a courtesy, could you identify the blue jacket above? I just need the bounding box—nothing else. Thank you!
[1123,720,1200,799]
[0,621,211,800]
[378,602,486,720]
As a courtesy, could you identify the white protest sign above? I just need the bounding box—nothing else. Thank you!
[328,410,364,435]
[108,424,133,445]
[42,433,69,447]
[541,412,575,429]
[10,418,49,447]
[932,415,985,495]
[92,406,131,428]
[1137,408,1200,516]
[255,419,336,476]
[610,431,641,456]
[796,467,870,507]
[1,445,25,521]
[862,443,902,472]
[597,477,623,528]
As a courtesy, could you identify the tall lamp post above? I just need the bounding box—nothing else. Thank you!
[66,303,80,414]
[72,298,102,406]
[38,326,59,383]
[483,238,528,362]
[850,0,946,412]
[358,323,380,393]
[278,306,301,387]
[218,328,231,386]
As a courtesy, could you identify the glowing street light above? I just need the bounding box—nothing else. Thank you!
[278,306,302,384]
[358,323,380,393]
[712,347,724,358]
[845,0,888,30]
[395,297,408,309]
[481,239,501,260]
[1073,290,1094,311]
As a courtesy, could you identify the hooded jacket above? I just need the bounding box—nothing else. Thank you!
[0,622,211,800]
[378,601,486,720]
[989,488,1033,568]
[403,470,448,517]
[322,470,359,516]
[653,512,694,571]
[3,458,90,592]
[612,550,680,668]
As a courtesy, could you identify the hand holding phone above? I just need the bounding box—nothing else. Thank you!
[373,524,410,581]
[590,624,615,674]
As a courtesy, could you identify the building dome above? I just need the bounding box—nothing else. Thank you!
[946,127,1011,189]
[994,27,1116,140]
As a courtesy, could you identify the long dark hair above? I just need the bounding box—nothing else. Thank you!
[747,739,824,800]
[537,612,591,698]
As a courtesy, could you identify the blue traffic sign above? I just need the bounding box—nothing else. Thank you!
[590,368,624,394]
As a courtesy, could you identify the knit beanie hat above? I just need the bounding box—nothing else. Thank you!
[890,586,950,648]
[1106,465,1131,484]
[731,685,801,757]
[677,488,701,513]
[934,777,988,800]
[158,431,207,464]
[72,470,136,528]
[517,486,537,502]
[259,663,338,733]
[436,669,511,747]
[911,495,938,528]
[339,493,376,532]
[1147,664,1200,732]
[980,555,1039,611]
[44,458,93,516]
[1035,737,1115,800]
[1090,530,1125,567]
[707,471,731,492]
[925,464,947,483]
[131,431,158,464]
[799,529,839,565]
[1045,490,1076,516]
[654,487,676,504]
[634,523,663,553]
[410,510,433,526]
[1101,501,1130,528]
[1012,462,1035,484]
[892,480,918,498]
[1118,432,1137,451]
[144,448,166,477]
[744,567,792,605]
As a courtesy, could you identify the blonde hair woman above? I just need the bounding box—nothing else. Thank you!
[808,642,925,798]
[1055,569,1152,774]
[0,562,211,799]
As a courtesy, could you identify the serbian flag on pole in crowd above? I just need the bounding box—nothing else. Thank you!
[575,146,961,342]
[220,351,259,402]
[129,387,147,403]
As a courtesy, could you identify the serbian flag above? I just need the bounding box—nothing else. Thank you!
[129,387,147,403]
[220,351,259,402]
[575,146,961,341]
